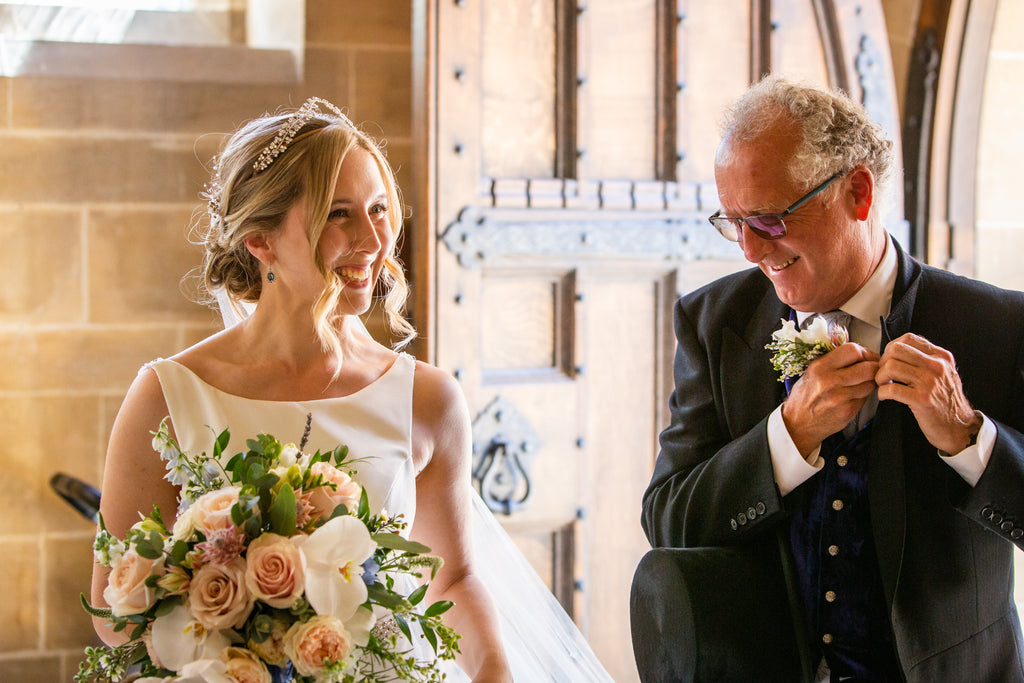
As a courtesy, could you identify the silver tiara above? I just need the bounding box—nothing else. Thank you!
[252,97,352,173]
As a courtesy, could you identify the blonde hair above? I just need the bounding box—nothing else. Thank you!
[197,102,415,360]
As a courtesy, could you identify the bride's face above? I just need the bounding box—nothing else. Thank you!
[271,147,394,316]
[317,147,394,315]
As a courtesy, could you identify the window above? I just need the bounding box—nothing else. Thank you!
[0,0,302,82]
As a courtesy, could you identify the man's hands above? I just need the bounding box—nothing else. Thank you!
[782,342,880,456]
[876,333,981,454]
[782,332,980,457]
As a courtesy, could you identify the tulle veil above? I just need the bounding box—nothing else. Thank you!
[216,292,614,681]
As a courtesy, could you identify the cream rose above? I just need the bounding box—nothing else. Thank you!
[221,646,271,683]
[284,615,354,678]
[191,487,241,537]
[103,547,166,616]
[171,505,198,542]
[189,557,253,630]
[244,533,305,608]
[308,462,362,519]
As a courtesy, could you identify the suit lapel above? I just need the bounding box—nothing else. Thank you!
[721,287,790,436]
[869,242,922,607]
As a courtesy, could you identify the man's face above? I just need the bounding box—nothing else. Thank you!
[713,121,880,313]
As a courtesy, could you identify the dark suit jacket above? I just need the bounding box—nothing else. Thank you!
[641,241,1024,681]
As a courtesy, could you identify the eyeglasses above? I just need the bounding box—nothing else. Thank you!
[708,171,845,242]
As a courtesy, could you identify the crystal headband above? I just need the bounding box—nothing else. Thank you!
[252,97,352,173]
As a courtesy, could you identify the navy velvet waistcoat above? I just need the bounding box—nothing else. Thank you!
[789,424,903,680]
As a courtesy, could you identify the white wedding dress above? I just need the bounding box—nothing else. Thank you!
[150,352,613,682]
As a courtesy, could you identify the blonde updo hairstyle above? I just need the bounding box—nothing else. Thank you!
[199,103,415,359]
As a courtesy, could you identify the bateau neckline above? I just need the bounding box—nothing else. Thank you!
[156,353,410,404]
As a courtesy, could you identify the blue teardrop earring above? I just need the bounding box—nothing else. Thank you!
[267,267,275,283]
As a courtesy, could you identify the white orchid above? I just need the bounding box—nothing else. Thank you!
[150,603,231,673]
[176,658,235,683]
[295,515,377,622]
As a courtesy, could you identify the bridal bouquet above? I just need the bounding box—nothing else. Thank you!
[765,316,849,382]
[79,419,460,683]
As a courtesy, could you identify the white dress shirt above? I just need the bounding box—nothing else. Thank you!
[767,235,995,495]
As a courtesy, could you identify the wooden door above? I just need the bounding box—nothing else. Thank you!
[410,2,901,680]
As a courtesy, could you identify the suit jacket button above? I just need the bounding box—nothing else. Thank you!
[1012,528,1023,540]
[982,506,994,520]
[991,512,1004,525]
[730,518,738,530]
[755,501,766,515]
[747,507,757,519]
[737,512,748,525]
[1001,520,1014,532]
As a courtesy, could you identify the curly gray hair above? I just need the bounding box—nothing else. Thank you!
[720,76,895,206]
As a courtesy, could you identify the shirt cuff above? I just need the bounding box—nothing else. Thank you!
[938,412,995,487]
[767,405,823,496]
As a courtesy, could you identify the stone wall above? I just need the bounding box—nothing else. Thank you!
[0,2,412,679]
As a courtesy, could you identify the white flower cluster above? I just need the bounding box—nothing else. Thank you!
[765,317,849,382]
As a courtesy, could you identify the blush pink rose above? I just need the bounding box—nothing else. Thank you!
[222,646,271,683]
[191,487,241,537]
[103,547,166,616]
[244,533,305,608]
[189,557,253,630]
[284,615,354,677]
[307,462,362,519]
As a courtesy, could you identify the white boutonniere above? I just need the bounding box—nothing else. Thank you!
[765,317,849,382]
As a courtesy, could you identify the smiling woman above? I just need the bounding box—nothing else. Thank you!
[89,98,517,681]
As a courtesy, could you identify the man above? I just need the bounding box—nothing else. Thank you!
[635,76,1024,681]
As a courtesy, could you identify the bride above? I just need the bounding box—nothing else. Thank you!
[90,98,611,682]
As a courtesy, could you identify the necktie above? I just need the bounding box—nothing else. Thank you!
[803,309,853,335]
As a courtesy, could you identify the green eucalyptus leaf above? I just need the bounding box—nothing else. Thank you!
[365,583,406,611]
[394,613,412,642]
[423,600,454,618]
[408,584,428,606]
[134,540,163,561]
[371,532,431,554]
[422,623,438,653]
[269,484,297,535]
[214,428,231,457]
[327,503,350,521]
[255,472,279,490]
[244,514,262,539]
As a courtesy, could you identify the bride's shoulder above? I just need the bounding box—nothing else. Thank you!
[410,360,470,434]
[411,360,463,402]
[163,326,242,373]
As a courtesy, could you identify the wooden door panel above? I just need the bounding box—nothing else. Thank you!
[683,0,753,182]
[481,0,557,178]
[772,0,830,86]
[582,0,658,178]
[480,269,575,378]
[580,268,674,683]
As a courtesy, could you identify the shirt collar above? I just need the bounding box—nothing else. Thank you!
[794,234,897,329]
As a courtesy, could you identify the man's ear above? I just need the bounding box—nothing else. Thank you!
[243,232,272,265]
[848,166,874,221]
